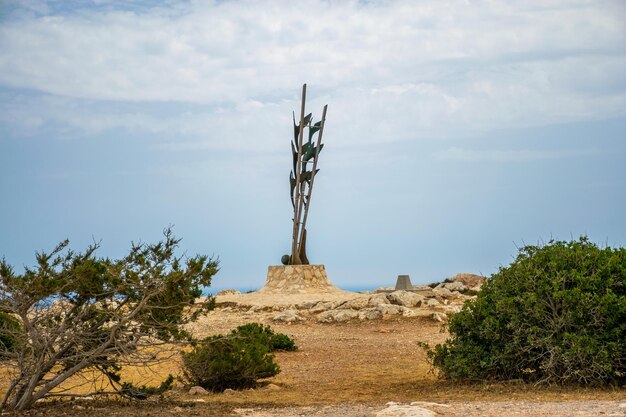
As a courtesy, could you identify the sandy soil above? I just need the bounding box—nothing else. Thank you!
[2,292,625,416]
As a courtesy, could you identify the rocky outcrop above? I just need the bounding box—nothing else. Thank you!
[214,273,484,324]
[440,281,467,293]
[317,309,359,323]
[188,386,209,395]
[339,297,370,310]
[446,273,485,288]
[386,291,424,308]
[430,312,448,323]
[368,293,392,307]
[216,289,241,296]
[316,303,416,323]
[273,310,305,323]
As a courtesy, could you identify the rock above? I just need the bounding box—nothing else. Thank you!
[358,308,383,321]
[216,289,241,296]
[273,310,305,323]
[387,291,424,307]
[264,383,281,390]
[431,312,448,323]
[442,304,462,314]
[316,310,335,323]
[442,281,467,293]
[310,301,339,314]
[376,403,436,417]
[424,298,440,308]
[223,388,236,394]
[189,386,209,395]
[432,286,455,299]
[297,301,318,310]
[171,380,186,390]
[411,285,433,291]
[446,273,486,288]
[332,310,356,322]
[375,286,394,293]
[377,304,413,319]
[341,297,370,310]
[317,309,358,323]
[368,293,390,306]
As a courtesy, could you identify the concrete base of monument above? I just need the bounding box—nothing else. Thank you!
[258,264,342,294]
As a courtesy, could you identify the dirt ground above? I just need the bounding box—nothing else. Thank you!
[2,303,626,416]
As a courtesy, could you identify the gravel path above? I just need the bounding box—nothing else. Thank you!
[231,400,626,417]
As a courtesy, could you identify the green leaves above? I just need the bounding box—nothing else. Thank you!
[289,171,296,207]
[308,121,321,142]
[289,114,324,209]
[181,323,286,392]
[303,113,312,127]
[426,237,626,385]
[303,143,323,162]
[0,228,220,409]
[287,88,328,267]
[300,169,320,183]
[292,113,313,142]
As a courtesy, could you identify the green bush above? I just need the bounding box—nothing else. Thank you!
[232,323,297,352]
[182,333,280,392]
[270,332,298,352]
[0,228,218,410]
[181,323,296,391]
[426,237,626,385]
[0,312,20,353]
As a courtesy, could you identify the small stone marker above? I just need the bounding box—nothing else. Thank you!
[395,275,412,290]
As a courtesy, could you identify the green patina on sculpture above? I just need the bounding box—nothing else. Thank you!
[283,84,328,265]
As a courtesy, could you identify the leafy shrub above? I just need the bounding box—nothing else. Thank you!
[232,323,297,352]
[0,312,20,353]
[270,332,297,352]
[0,228,218,410]
[426,237,626,385]
[181,323,296,392]
[182,334,280,391]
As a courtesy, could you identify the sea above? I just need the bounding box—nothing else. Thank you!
[202,284,380,296]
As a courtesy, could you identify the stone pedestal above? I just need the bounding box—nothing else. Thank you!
[259,265,339,294]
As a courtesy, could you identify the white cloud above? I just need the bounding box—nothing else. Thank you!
[0,0,625,146]
[434,146,602,162]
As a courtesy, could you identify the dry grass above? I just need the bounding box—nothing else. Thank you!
[1,311,624,416]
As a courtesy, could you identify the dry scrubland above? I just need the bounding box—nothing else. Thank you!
[1,289,625,417]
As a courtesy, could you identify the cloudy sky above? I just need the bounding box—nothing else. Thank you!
[1,0,625,291]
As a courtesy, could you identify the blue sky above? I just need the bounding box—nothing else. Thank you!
[1,0,625,291]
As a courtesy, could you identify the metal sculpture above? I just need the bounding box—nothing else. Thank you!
[283,84,328,265]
